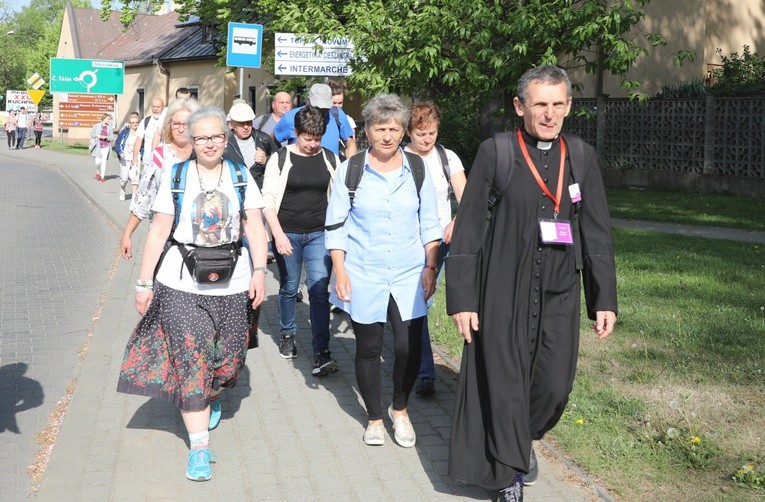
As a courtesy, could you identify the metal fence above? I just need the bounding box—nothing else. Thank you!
[565,96,765,181]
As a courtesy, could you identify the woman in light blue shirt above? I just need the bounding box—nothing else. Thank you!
[325,94,441,448]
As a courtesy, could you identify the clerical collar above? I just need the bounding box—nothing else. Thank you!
[520,128,558,150]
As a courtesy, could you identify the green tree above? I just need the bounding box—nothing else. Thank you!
[0,0,91,109]
[106,0,663,137]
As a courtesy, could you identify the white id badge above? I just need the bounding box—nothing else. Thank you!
[539,219,574,245]
[568,183,582,203]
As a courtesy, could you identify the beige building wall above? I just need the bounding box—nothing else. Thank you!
[574,0,765,98]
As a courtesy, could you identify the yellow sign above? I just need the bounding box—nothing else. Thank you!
[27,72,45,90]
[28,89,45,106]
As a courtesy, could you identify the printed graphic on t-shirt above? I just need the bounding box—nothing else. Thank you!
[191,191,238,246]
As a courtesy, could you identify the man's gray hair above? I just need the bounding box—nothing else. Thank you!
[516,65,572,103]
[362,93,410,129]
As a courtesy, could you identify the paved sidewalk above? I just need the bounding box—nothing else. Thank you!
[0,146,605,501]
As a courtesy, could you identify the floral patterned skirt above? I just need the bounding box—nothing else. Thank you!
[117,282,250,411]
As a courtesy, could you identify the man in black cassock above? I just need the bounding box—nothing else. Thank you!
[445,65,617,501]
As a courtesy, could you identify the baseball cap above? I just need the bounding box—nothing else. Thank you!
[229,102,255,122]
[307,84,333,109]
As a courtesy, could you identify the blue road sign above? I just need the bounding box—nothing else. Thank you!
[226,23,263,68]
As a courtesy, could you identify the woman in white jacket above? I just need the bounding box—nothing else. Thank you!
[90,114,114,182]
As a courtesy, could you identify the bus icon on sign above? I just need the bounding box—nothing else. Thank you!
[234,36,258,46]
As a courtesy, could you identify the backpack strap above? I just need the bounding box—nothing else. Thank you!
[489,131,514,210]
[402,151,425,199]
[434,144,451,183]
[224,159,248,222]
[277,146,288,173]
[481,131,515,245]
[324,151,365,231]
[561,133,585,270]
[255,114,269,132]
[322,147,338,170]
[344,151,366,207]
[170,159,192,231]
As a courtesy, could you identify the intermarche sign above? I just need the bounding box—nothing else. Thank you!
[50,58,124,94]
[274,33,354,77]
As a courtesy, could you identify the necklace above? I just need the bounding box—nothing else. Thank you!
[196,161,223,201]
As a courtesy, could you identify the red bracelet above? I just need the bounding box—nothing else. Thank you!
[424,264,436,272]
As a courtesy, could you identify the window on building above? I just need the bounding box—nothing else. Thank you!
[136,88,145,117]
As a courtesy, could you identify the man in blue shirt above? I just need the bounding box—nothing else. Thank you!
[274,83,357,158]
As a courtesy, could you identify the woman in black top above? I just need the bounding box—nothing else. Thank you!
[261,106,339,376]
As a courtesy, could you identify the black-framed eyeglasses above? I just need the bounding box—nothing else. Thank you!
[170,121,188,130]
[192,134,226,146]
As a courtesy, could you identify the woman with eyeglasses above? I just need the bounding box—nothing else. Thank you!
[120,98,200,260]
[117,106,268,482]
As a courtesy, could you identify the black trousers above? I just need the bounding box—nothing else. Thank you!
[350,295,423,421]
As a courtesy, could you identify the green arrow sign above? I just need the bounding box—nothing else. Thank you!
[50,58,124,94]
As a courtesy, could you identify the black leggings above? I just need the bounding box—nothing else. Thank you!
[34,130,42,146]
[351,295,423,421]
[6,131,15,149]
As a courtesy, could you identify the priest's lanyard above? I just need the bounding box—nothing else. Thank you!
[517,129,567,219]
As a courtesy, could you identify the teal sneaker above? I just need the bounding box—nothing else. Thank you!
[209,399,221,430]
[186,448,212,481]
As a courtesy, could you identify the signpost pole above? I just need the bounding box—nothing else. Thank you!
[239,68,244,100]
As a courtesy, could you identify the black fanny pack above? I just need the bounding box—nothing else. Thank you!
[176,241,242,284]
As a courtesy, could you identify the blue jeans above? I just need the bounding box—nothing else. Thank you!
[16,127,27,149]
[273,230,332,356]
[419,241,450,380]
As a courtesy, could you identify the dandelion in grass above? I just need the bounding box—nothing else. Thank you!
[575,419,585,425]
[739,464,754,475]
[690,436,701,445]
[666,427,678,439]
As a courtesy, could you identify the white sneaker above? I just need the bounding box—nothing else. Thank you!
[363,422,385,446]
[388,405,416,447]
[119,189,126,201]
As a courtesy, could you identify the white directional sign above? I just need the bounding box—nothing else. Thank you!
[274,32,354,77]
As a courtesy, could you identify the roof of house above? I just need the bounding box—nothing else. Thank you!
[66,5,214,67]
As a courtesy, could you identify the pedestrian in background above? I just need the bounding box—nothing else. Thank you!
[5,110,17,149]
[404,102,467,396]
[117,106,268,482]
[120,99,199,259]
[446,65,617,501]
[32,112,44,149]
[15,106,28,149]
[114,111,141,201]
[90,113,114,182]
[325,93,441,448]
[253,91,292,145]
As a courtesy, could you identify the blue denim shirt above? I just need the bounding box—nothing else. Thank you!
[325,149,442,323]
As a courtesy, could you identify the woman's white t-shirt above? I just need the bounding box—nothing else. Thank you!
[152,161,265,295]
[416,146,465,230]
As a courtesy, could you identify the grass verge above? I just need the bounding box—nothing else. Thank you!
[430,228,764,500]
[40,139,90,155]
[606,187,765,231]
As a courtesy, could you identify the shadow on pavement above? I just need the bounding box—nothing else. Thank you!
[0,362,44,434]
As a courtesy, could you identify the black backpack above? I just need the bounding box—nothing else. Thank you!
[325,150,426,231]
